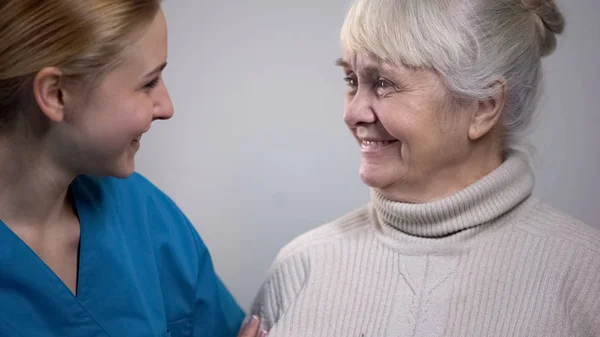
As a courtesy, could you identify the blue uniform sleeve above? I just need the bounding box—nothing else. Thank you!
[190,227,245,337]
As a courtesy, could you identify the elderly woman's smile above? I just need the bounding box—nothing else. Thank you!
[354,121,400,149]
[358,138,399,151]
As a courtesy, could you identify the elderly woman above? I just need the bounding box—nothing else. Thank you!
[250,0,600,335]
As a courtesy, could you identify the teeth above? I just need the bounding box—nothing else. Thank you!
[362,140,394,145]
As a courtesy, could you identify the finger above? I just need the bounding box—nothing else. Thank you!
[258,330,269,337]
[238,315,260,337]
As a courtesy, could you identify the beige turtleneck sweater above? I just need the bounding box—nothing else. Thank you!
[250,151,600,336]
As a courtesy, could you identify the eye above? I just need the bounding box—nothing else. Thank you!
[374,78,398,96]
[343,76,357,87]
[375,79,391,88]
[143,77,160,92]
[343,75,358,94]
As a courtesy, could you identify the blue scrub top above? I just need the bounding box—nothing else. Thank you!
[0,173,245,337]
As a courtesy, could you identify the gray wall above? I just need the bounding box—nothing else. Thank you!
[136,0,600,310]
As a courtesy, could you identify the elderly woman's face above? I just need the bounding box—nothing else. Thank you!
[339,53,476,201]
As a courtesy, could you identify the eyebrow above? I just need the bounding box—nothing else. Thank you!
[144,62,168,78]
[335,58,350,68]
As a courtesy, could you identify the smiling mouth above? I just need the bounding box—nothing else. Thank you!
[360,139,399,149]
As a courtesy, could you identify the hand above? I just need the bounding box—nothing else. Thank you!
[238,315,268,337]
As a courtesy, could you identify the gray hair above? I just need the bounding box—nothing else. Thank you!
[340,0,565,146]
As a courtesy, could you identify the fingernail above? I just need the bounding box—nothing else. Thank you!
[251,315,260,324]
[242,315,256,328]
[258,330,268,337]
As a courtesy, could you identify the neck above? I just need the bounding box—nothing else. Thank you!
[372,148,534,240]
[0,132,76,229]
[381,136,504,203]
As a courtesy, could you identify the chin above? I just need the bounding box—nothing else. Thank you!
[111,170,135,179]
[104,159,136,179]
[359,164,398,189]
[116,164,136,179]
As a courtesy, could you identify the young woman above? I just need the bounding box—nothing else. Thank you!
[0,1,263,336]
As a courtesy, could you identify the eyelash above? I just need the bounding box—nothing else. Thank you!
[143,77,160,92]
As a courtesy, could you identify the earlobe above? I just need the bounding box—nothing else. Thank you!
[33,67,67,123]
[468,78,507,140]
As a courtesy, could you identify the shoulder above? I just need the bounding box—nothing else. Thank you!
[273,204,372,266]
[515,200,600,256]
[73,174,245,329]
[517,202,600,327]
[250,205,373,330]
[74,171,208,275]
[73,172,170,209]
[250,205,370,327]
[76,171,169,198]
[74,172,192,230]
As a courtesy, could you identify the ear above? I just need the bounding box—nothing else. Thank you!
[469,78,507,140]
[32,67,68,123]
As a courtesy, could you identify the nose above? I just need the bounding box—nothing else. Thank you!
[343,89,376,127]
[153,83,174,121]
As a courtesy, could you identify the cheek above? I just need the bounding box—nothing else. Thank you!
[112,96,150,127]
[82,101,147,146]
[377,98,464,163]
[376,99,437,142]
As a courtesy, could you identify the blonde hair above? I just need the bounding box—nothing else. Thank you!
[340,0,565,146]
[0,0,161,130]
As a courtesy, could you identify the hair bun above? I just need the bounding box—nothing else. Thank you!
[521,0,565,56]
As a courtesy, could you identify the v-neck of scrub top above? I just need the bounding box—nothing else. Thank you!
[0,176,169,337]
[0,186,110,336]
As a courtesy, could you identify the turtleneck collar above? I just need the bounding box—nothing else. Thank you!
[372,150,535,240]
